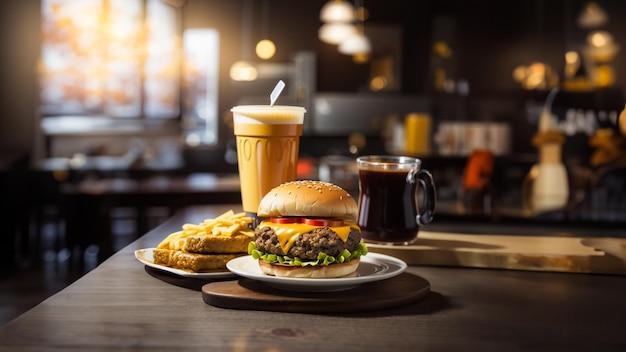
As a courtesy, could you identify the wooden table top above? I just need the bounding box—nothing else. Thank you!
[1,204,625,351]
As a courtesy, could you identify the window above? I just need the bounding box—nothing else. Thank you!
[182,28,220,145]
[39,0,180,119]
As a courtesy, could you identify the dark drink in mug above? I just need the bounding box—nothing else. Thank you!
[356,155,436,245]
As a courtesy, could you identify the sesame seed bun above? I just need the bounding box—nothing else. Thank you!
[257,180,358,220]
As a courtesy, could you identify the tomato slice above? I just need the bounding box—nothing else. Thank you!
[270,217,301,224]
[303,217,344,227]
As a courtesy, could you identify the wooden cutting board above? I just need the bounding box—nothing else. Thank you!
[201,272,430,313]
[366,232,626,275]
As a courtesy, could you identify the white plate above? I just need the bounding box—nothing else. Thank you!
[134,248,236,279]
[226,253,407,292]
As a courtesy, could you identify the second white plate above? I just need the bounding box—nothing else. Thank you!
[135,248,237,279]
[226,253,407,292]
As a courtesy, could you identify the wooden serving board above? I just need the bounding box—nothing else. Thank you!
[201,273,430,313]
[367,232,626,275]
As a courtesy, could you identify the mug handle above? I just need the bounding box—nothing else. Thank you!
[408,169,437,226]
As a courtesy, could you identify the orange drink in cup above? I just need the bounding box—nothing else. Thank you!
[231,105,306,216]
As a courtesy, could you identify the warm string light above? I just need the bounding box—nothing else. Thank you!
[577,1,608,29]
[230,0,257,81]
[318,0,371,60]
[256,39,276,60]
[574,2,619,89]
[229,60,258,81]
[511,0,559,91]
[338,24,371,56]
[318,22,356,45]
[319,0,355,23]
[255,0,276,60]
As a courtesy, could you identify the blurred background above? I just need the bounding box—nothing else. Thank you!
[1,0,625,323]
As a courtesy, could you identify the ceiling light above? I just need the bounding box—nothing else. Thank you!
[577,2,608,29]
[231,0,257,81]
[585,31,620,63]
[320,0,355,23]
[338,31,371,55]
[229,60,258,81]
[318,22,357,45]
[588,30,613,48]
[255,39,276,60]
[257,0,276,60]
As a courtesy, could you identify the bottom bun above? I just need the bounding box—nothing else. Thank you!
[258,258,360,278]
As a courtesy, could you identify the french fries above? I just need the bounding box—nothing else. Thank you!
[157,210,254,250]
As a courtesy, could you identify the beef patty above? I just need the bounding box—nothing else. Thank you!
[254,226,361,261]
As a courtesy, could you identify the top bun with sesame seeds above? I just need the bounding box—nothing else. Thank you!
[257,180,358,220]
[249,180,367,278]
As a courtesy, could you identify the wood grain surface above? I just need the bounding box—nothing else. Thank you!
[367,231,626,275]
[1,205,625,351]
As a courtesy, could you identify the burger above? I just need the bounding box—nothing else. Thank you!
[248,180,368,278]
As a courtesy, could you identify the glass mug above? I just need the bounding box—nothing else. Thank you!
[356,155,436,245]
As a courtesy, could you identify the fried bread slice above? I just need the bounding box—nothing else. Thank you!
[152,248,245,272]
[181,234,251,254]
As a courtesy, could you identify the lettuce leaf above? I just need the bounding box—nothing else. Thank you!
[248,241,368,267]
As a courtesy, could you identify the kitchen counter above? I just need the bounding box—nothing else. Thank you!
[1,205,625,351]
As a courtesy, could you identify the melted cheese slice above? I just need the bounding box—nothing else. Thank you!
[258,221,359,253]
